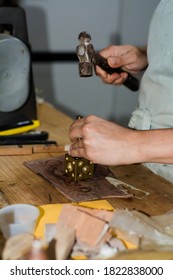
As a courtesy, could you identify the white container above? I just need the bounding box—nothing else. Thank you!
[0,204,40,239]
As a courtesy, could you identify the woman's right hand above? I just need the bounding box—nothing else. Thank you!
[95,45,148,86]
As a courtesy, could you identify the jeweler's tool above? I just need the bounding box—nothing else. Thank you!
[64,115,94,181]
[76,31,139,91]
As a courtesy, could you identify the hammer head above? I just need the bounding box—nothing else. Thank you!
[76,31,95,77]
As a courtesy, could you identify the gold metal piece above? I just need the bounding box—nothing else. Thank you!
[64,154,94,181]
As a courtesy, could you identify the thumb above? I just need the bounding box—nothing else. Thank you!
[108,57,124,68]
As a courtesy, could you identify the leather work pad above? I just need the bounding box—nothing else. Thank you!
[23,156,132,202]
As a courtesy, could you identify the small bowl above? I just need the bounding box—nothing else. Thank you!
[0,204,40,239]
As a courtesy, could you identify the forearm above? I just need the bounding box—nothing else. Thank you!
[130,128,173,164]
[137,46,148,70]
[69,116,173,166]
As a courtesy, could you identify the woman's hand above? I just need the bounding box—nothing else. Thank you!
[69,115,138,165]
[96,45,148,86]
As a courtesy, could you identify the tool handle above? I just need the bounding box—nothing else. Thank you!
[0,131,49,141]
[0,140,57,146]
[94,53,139,91]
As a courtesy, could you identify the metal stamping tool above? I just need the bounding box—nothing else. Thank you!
[64,115,95,181]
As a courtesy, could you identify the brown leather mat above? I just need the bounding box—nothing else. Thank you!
[23,156,132,202]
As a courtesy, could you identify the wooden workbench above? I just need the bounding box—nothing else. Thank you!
[0,101,173,216]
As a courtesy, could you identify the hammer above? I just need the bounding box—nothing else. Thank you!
[76,31,139,92]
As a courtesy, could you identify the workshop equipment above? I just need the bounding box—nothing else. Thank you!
[0,6,39,135]
[76,31,139,91]
[64,115,95,181]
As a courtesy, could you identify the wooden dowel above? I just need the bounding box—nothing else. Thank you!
[0,144,70,156]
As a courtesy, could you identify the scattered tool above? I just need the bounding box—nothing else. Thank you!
[0,130,48,141]
[0,120,40,136]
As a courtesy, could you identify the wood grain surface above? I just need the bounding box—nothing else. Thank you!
[0,102,173,216]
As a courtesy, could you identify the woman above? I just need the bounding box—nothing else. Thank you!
[69,0,173,183]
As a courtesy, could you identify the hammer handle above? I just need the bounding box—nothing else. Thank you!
[94,53,139,92]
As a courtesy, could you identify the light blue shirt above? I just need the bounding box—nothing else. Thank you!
[128,0,173,183]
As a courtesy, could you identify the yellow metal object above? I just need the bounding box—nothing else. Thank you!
[64,154,94,181]
[0,120,40,136]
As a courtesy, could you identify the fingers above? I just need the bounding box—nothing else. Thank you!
[69,117,85,142]
[96,65,128,85]
[95,52,129,85]
[69,115,99,160]
[69,148,85,158]
[95,66,108,79]
[69,118,86,158]
[95,45,142,85]
[69,139,86,158]
[110,72,128,85]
